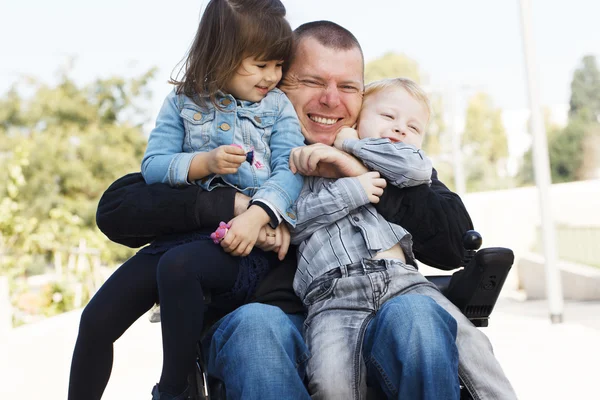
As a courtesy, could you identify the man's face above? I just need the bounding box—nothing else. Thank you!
[357,87,428,149]
[280,37,364,145]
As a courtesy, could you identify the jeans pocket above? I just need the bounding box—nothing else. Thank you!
[303,278,337,307]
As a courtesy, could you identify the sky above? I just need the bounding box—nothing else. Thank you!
[1,0,598,129]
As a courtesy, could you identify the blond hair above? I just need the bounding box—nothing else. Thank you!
[363,78,432,124]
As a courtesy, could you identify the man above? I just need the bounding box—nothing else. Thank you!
[96,21,506,399]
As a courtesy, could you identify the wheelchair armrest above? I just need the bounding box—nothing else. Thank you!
[443,247,514,327]
[425,275,452,294]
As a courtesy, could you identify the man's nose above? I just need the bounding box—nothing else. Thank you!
[319,85,341,108]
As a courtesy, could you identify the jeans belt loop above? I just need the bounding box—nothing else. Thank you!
[339,263,348,278]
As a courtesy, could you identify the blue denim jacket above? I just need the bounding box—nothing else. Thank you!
[142,88,305,225]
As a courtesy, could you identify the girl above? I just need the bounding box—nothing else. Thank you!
[68,1,303,399]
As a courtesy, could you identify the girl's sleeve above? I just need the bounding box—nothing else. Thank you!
[251,93,305,226]
[141,90,196,186]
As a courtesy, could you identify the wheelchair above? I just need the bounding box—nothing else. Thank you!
[182,230,514,400]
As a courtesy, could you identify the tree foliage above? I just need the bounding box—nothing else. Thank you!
[365,52,422,84]
[517,54,600,185]
[462,92,510,192]
[570,55,600,123]
[0,67,156,278]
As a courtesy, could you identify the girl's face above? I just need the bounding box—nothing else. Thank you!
[224,56,283,102]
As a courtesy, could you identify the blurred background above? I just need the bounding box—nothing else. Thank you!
[1,0,598,399]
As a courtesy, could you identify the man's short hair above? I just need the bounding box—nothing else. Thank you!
[290,21,364,68]
[294,21,362,53]
[364,78,433,124]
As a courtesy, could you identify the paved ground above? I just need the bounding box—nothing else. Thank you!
[1,297,598,399]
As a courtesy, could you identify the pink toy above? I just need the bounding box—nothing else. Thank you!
[210,221,230,244]
[231,143,261,168]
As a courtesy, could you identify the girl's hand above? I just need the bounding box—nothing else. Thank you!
[208,145,247,175]
[221,206,270,256]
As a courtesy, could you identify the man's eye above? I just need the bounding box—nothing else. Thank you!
[301,80,322,87]
[340,86,359,93]
[256,64,267,68]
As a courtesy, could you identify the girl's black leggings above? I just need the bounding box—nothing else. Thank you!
[68,240,243,399]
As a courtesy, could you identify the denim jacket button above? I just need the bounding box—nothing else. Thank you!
[222,98,232,106]
[287,212,296,220]
[220,122,231,131]
[254,116,262,123]
[193,112,202,121]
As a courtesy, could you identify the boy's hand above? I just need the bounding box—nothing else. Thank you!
[207,145,247,175]
[357,171,387,203]
[255,223,291,260]
[221,205,271,256]
[334,127,359,150]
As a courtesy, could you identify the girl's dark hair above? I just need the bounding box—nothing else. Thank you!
[170,0,293,107]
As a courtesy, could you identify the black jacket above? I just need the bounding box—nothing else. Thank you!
[96,170,473,314]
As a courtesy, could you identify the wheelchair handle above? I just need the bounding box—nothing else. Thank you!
[463,230,483,251]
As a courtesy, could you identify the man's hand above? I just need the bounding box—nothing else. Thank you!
[221,206,270,256]
[334,127,359,150]
[289,144,368,178]
[357,171,387,203]
[207,145,247,175]
[234,192,251,217]
[255,223,291,260]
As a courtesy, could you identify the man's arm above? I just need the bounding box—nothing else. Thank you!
[375,168,473,270]
[96,173,237,248]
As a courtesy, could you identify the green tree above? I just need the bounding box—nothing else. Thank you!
[0,67,156,278]
[518,55,600,184]
[462,92,509,192]
[365,52,422,84]
[569,55,600,123]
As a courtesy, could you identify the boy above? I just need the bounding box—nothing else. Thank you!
[291,78,514,399]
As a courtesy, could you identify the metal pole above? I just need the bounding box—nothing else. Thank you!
[518,0,564,323]
[450,87,466,196]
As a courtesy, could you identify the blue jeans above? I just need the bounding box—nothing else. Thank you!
[304,258,516,400]
[201,297,466,400]
[202,303,311,400]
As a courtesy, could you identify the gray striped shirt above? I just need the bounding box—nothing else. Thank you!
[291,138,433,299]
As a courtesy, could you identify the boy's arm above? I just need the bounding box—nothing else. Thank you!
[374,168,474,269]
[290,176,369,245]
[96,173,237,247]
[342,138,433,188]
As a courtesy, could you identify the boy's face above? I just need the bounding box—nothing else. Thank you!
[356,87,428,149]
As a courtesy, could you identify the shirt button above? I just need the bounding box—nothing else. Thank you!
[222,98,232,106]
[353,217,360,222]
[287,212,296,220]
[354,226,361,232]
[254,116,262,123]
[193,112,202,121]
[220,122,231,131]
